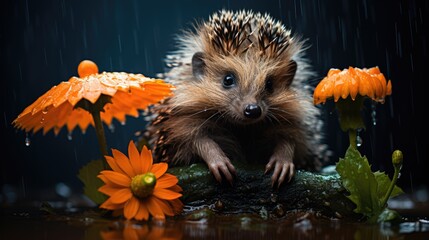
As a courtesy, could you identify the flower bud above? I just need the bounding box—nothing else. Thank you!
[131,172,156,199]
[392,150,403,168]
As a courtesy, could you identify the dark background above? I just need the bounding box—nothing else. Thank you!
[1,0,427,205]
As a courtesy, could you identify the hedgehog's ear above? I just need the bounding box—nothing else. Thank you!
[283,60,297,87]
[192,52,205,80]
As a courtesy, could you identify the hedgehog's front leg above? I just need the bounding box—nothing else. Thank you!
[195,137,236,185]
[265,141,296,188]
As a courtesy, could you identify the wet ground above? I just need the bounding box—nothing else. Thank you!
[1,192,429,240]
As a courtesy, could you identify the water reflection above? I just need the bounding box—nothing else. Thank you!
[1,206,428,239]
[93,211,429,240]
[100,221,182,240]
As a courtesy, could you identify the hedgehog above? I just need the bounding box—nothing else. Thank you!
[145,9,330,187]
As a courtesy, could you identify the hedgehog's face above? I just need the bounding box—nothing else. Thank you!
[192,52,297,125]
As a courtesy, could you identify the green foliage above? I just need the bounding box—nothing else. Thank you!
[77,159,108,205]
[336,146,403,223]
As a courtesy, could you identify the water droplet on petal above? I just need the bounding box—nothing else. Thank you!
[42,107,49,115]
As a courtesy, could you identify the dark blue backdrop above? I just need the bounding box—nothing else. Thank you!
[1,0,427,204]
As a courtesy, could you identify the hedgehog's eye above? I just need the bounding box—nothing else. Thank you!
[222,73,236,88]
[265,76,274,93]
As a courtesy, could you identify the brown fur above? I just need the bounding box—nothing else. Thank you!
[145,10,328,184]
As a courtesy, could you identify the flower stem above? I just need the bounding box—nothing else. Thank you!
[348,129,357,149]
[380,151,403,208]
[91,110,108,170]
[75,95,112,170]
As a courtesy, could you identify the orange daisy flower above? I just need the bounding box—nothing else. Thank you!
[98,140,183,221]
[313,66,392,148]
[313,66,392,105]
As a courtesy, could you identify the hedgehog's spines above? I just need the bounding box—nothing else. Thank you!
[204,9,294,58]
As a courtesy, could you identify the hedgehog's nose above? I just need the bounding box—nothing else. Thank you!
[244,104,262,119]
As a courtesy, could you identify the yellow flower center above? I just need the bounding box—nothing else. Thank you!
[130,172,156,199]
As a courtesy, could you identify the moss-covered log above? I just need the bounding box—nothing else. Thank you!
[168,163,361,220]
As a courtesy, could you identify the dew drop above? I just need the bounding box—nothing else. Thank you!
[42,107,49,115]
[25,134,31,147]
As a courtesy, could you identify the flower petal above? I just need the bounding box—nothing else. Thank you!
[386,80,392,95]
[168,185,183,193]
[140,145,153,173]
[98,185,123,196]
[112,148,136,177]
[110,188,132,204]
[124,196,140,220]
[153,188,182,200]
[105,155,126,176]
[146,196,165,219]
[155,174,179,189]
[150,163,168,178]
[100,197,126,210]
[128,140,143,175]
[169,198,184,214]
[99,171,131,187]
[152,197,174,216]
[135,202,150,221]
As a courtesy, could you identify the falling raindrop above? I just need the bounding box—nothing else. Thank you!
[120,121,126,126]
[356,135,363,147]
[118,34,122,53]
[109,124,115,132]
[4,112,8,128]
[67,132,73,140]
[133,30,139,55]
[25,133,31,147]
[83,22,88,49]
[371,102,377,126]
[21,177,26,198]
[356,129,363,147]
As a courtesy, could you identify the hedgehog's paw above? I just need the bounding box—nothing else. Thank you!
[265,157,295,188]
[205,156,236,186]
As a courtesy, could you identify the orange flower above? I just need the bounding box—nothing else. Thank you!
[313,66,392,148]
[313,66,392,105]
[98,140,183,221]
[13,60,173,135]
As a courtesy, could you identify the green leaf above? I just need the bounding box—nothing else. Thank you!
[374,171,404,200]
[336,146,405,223]
[77,159,108,205]
[336,146,381,216]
